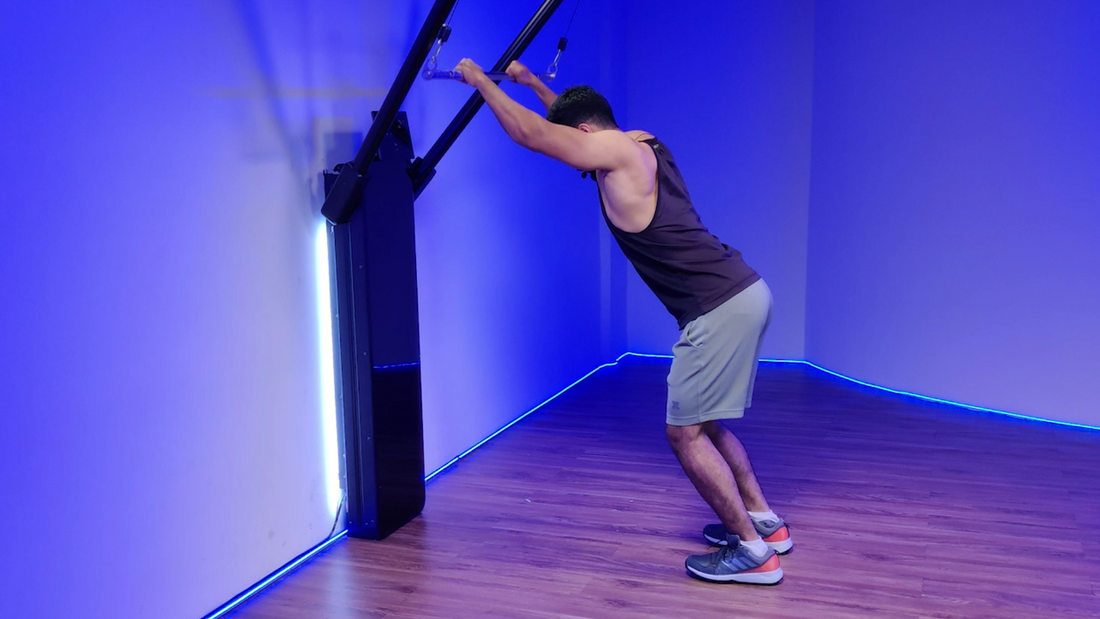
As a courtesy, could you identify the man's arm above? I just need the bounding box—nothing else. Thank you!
[455,58,635,172]
[505,61,557,111]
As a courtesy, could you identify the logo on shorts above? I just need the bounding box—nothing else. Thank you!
[671,401,680,410]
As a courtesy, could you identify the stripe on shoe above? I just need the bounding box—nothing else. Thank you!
[744,554,781,574]
[763,526,790,543]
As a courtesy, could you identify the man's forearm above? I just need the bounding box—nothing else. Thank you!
[529,79,558,111]
[475,79,545,148]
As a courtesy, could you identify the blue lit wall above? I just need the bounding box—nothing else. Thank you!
[0,1,409,617]
[622,1,815,359]
[806,1,1100,426]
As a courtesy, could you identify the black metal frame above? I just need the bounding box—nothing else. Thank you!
[320,0,458,225]
[325,112,424,539]
[409,0,566,196]
[321,0,566,540]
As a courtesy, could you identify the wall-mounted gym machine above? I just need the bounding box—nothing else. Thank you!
[320,0,566,540]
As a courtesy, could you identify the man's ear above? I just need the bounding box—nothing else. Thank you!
[577,122,592,134]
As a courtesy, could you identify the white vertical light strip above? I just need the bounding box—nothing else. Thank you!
[315,221,341,516]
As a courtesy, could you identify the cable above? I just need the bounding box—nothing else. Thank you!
[563,0,581,40]
[327,490,347,538]
[546,0,582,78]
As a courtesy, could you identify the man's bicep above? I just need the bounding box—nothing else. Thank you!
[528,125,630,172]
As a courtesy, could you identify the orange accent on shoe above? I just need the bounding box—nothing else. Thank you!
[763,526,790,543]
[745,554,781,574]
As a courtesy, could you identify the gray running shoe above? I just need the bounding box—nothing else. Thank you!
[703,517,793,554]
[685,534,783,584]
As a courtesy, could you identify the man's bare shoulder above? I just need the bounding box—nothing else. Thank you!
[596,130,657,179]
[624,130,655,141]
[582,129,654,172]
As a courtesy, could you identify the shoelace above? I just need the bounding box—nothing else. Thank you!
[717,543,741,565]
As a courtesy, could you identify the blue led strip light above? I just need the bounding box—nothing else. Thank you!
[425,353,832,481]
[616,352,804,365]
[617,352,1100,432]
[797,360,1100,432]
[373,361,421,370]
[202,531,348,619]
[428,350,1098,482]
[425,360,620,481]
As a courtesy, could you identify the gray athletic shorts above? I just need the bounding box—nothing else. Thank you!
[666,279,773,426]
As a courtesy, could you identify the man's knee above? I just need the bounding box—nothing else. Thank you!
[701,419,725,438]
[666,422,705,449]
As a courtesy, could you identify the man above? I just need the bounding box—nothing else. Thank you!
[454,58,792,585]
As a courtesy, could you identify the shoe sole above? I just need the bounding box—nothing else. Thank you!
[703,531,793,555]
[686,563,784,585]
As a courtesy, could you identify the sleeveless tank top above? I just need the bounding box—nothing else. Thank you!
[599,137,760,330]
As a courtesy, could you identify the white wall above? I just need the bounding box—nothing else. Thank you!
[621,0,816,360]
[0,1,397,616]
[806,0,1100,426]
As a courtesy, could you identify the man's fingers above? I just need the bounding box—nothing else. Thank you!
[453,59,476,84]
[505,60,533,84]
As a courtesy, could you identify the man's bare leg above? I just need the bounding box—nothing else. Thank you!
[703,420,770,512]
[666,423,759,542]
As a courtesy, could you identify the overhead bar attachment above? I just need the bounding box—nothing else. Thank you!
[321,0,458,224]
[421,68,557,82]
[420,20,566,83]
[409,0,566,196]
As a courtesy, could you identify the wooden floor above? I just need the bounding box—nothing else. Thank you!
[229,358,1100,618]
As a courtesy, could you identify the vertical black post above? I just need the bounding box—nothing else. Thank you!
[326,113,424,539]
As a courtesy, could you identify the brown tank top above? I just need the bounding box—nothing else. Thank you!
[599,137,759,329]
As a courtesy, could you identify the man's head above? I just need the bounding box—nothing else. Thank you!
[546,85,619,133]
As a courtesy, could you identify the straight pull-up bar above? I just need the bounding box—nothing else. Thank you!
[321,0,458,224]
[421,28,566,83]
[421,68,557,82]
[408,0,565,197]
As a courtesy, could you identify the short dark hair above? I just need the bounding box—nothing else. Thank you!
[546,85,619,129]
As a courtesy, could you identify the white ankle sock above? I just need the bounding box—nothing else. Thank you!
[740,537,769,558]
[747,510,778,522]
